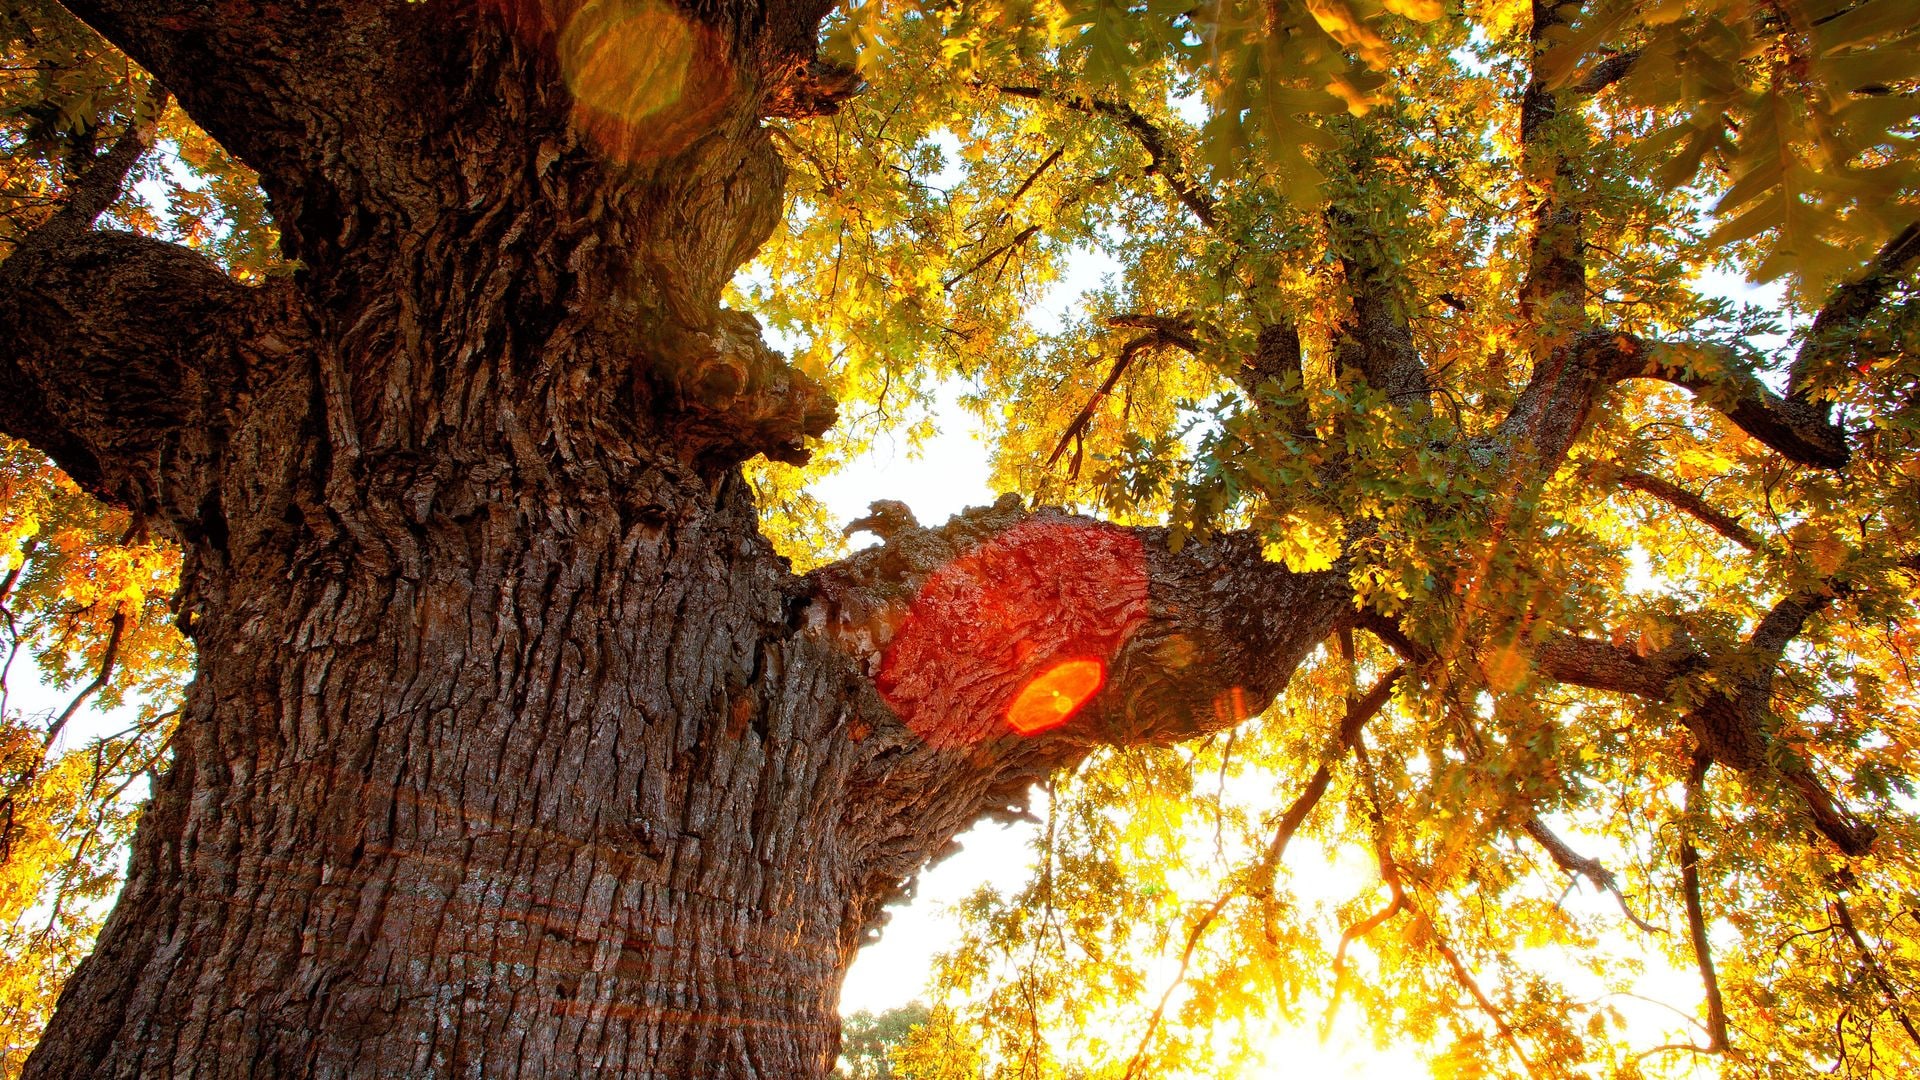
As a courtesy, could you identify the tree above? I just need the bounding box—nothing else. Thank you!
[0,0,1914,1079]
[835,1002,931,1079]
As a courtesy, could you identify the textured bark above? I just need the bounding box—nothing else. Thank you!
[0,3,1356,1076]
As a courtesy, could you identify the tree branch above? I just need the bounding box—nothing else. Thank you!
[1483,328,1647,469]
[811,497,1356,926]
[1325,196,1430,408]
[1789,221,1920,402]
[1237,321,1314,441]
[1627,342,1852,469]
[0,228,271,523]
[1601,466,1762,551]
[1114,667,1398,1080]
[1486,327,1851,474]
[1679,752,1731,1053]
[1830,894,1920,1050]
[990,84,1221,233]
[0,83,274,525]
[41,609,128,753]
[1517,0,1591,336]
[1523,816,1662,934]
[1334,736,1543,1079]
[1260,669,1401,867]
[1047,318,1202,476]
[31,85,168,245]
[1570,50,1640,96]
[1534,587,1876,855]
[60,0,411,187]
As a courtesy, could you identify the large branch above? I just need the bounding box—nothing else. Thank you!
[1534,587,1876,854]
[1516,0,1592,337]
[0,230,268,523]
[1501,143,1915,478]
[1327,203,1430,409]
[1237,321,1314,441]
[807,497,1354,917]
[1788,221,1920,402]
[0,98,273,528]
[1487,0,1854,479]
[60,0,410,185]
[1485,329,1851,473]
[1628,342,1852,468]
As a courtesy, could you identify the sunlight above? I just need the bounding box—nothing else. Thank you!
[1250,1018,1429,1079]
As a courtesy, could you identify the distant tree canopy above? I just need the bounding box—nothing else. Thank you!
[0,0,1917,1077]
[836,1003,932,1079]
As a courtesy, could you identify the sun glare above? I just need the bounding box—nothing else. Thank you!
[1007,658,1106,734]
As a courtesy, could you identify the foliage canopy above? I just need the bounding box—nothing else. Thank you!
[3,0,1919,1076]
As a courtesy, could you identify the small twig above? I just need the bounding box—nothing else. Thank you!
[1606,467,1763,551]
[1426,916,1543,1080]
[1211,728,1236,862]
[1125,670,1400,1080]
[1260,670,1401,875]
[42,607,129,752]
[994,146,1064,225]
[942,223,1041,292]
[988,83,1221,233]
[1117,889,1234,1080]
[1048,322,1201,475]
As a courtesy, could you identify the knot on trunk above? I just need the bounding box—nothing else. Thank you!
[763,57,864,118]
[659,309,837,465]
[844,499,920,540]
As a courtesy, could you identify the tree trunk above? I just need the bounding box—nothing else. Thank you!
[4,2,1353,1075]
[29,469,875,1077]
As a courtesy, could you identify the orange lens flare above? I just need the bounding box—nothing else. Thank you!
[558,0,696,127]
[1006,659,1106,735]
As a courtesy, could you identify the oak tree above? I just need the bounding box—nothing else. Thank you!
[0,0,1916,1077]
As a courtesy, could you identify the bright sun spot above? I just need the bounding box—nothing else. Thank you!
[1007,658,1106,734]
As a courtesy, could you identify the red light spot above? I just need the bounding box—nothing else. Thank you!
[876,520,1149,747]
[1007,659,1106,735]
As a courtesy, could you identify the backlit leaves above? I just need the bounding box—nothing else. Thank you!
[784,0,1919,1075]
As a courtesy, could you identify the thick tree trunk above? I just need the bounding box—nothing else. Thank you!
[4,3,1353,1076]
[30,468,873,1077]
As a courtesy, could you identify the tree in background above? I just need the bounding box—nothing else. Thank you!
[823,1003,986,1080]
[0,0,1914,1078]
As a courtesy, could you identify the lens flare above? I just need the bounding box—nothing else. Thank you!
[875,520,1149,747]
[1007,659,1106,735]
[547,0,734,164]
[559,1,694,123]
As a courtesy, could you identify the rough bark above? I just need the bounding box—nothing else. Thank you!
[0,2,1356,1076]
